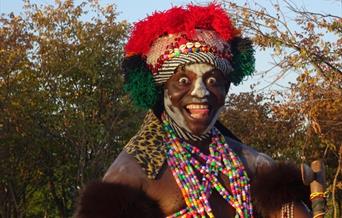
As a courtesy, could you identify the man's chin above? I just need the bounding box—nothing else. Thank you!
[183,115,212,135]
[188,128,208,136]
[181,109,216,134]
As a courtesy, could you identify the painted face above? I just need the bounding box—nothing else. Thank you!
[164,63,229,136]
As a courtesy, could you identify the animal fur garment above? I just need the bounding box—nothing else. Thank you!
[74,181,164,218]
[251,161,311,217]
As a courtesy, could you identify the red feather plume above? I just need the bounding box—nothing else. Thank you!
[125,3,238,56]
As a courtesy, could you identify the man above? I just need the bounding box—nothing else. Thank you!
[76,4,315,218]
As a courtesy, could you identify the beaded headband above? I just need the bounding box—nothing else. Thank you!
[147,30,233,84]
[122,3,255,109]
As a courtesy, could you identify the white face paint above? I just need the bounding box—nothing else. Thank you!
[164,89,191,132]
[186,64,213,98]
[164,63,226,136]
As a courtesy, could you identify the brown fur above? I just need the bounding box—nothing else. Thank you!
[74,181,164,218]
[251,162,311,217]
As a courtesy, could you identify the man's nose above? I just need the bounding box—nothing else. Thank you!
[191,78,209,98]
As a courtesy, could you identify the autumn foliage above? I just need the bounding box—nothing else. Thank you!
[0,0,341,217]
[221,0,341,216]
[0,0,139,217]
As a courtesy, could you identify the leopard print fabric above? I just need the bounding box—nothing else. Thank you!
[124,110,167,179]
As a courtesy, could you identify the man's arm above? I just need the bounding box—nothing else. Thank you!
[252,162,312,218]
[74,150,164,218]
[226,137,311,217]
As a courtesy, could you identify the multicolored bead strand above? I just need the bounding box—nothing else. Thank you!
[164,120,211,217]
[162,114,254,217]
[281,202,294,218]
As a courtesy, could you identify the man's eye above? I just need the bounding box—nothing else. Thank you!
[178,77,190,85]
[207,77,217,85]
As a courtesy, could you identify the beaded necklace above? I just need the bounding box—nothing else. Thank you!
[281,202,294,218]
[162,115,253,218]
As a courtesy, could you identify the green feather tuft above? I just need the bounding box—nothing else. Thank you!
[230,37,255,85]
[124,67,159,109]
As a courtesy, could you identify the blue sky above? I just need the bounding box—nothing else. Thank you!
[2,0,340,21]
[1,0,341,93]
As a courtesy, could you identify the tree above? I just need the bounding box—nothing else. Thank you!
[0,0,143,217]
[221,0,341,216]
[220,92,306,160]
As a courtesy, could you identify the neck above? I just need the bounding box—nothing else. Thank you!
[163,112,212,143]
[191,138,212,154]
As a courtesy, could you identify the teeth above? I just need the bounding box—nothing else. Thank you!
[186,104,208,109]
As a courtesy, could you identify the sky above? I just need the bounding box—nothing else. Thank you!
[1,0,341,94]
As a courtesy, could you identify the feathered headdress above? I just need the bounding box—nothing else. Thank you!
[123,3,255,109]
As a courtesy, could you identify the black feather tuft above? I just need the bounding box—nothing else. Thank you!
[122,55,148,80]
[251,162,310,217]
[121,55,160,109]
[230,37,255,85]
[75,181,164,218]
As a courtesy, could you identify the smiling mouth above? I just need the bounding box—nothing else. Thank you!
[185,104,210,119]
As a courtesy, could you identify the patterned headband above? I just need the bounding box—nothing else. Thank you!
[146,30,233,84]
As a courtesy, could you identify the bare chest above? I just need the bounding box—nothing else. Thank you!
[144,166,237,218]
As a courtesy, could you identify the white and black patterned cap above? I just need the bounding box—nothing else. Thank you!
[146,30,234,84]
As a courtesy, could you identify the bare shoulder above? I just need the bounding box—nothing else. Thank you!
[225,136,274,176]
[103,150,146,188]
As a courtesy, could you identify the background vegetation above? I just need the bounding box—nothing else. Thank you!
[1,0,340,217]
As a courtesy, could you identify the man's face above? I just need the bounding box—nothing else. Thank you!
[164,63,229,136]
